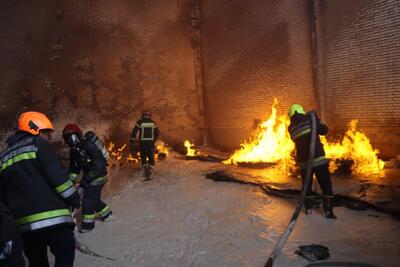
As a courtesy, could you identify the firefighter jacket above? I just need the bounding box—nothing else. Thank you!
[0,132,80,233]
[131,118,159,149]
[288,113,329,169]
[68,139,108,187]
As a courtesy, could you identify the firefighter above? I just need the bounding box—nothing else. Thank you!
[62,124,113,233]
[288,104,337,219]
[0,111,81,267]
[130,109,160,177]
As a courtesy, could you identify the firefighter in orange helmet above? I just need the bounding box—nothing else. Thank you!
[0,112,81,267]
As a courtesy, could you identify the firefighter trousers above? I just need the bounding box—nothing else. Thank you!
[300,163,334,196]
[81,185,112,230]
[22,226,75,267]
[5,234,25,267]
[139,147,155,166]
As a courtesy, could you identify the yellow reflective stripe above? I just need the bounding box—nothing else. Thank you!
[140,122,155,127]
[69,173,79,181]
[16,209,71,225]
[97,206,110,216]
[0,152,37,172]
[83,214,95,219]
[300,156,327,169]
[140,122,155,140]
[90,175,108,185]
[292,128,311,140]
[1,145,37,162]
[55,180,74,193]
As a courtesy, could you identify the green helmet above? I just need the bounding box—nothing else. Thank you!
[289,104,305,117]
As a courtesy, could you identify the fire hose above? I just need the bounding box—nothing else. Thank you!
[264,111,317,267]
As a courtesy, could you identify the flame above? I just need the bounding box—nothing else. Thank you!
[126,153,139,162]
[118,144,126,152]
[156,140,170,155]
[108,142,127,161]
[184,140,196,156]
[107,141,167,163]
[321,119,385,175]
[108,141,138,162]
[223,98,296,171]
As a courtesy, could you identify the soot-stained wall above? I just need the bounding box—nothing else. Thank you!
[0,0,201,147]
[315,0,400,158]
[1,1,399,158]
[200,0,316,150]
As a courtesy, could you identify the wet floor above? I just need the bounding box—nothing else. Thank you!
[70,154,400,267]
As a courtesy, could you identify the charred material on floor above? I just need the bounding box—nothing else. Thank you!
[205,170,400,220]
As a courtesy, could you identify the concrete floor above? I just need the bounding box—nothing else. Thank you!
[70,154,400,267]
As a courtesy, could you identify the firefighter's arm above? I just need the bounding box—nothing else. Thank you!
[308,110,328,135]
[130,122,140,151]
[35,138,80,208]
[317,117,328,135]
[131,122,140,141]
[154,125,160,141]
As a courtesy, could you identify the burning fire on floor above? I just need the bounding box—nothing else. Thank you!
[107,140,170,163]
[223,98,385,176]
[184,140,197,156]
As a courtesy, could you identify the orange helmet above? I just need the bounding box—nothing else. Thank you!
[17,111,54,135]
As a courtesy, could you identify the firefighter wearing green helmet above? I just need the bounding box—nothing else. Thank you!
[288,104,336,219]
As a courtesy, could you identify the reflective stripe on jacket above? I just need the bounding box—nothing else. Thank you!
[288,113,328,168]
[0,132,80,233]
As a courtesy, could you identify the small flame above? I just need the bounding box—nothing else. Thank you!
[127,153,139,162]
[156,140,170,155]
[118,144,126,152]
[108,142,126,161]
[223,98,296,172]
[108,141,166,163]
[321,119,385,175]
[184,140,196,156]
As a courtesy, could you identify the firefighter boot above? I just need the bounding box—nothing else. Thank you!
[304,198,313,215]
[140,165,146,177]
[323,196,337,219]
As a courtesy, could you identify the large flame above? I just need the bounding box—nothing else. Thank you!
[184,140,196,156]
[321,119,385,175]
[223,98,295,171]
[223,99,384,176]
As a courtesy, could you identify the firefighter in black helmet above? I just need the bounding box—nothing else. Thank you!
[288,104,336,219]
[0,112,81,267]
[62,124,113,233]
[130,109,160,176]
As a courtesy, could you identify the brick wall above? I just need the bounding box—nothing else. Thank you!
[0,0,201,148]
[315,0,400,158]
[200,0,317,149]
[1,1,398,158]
